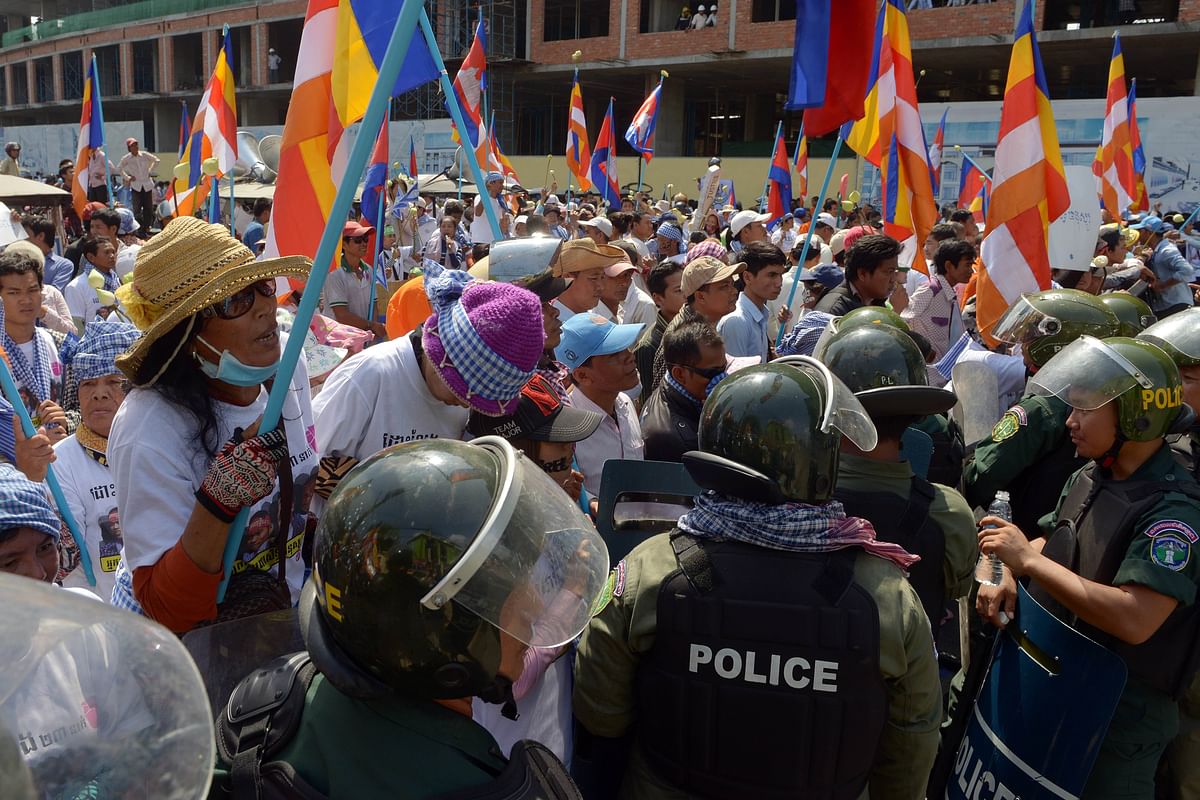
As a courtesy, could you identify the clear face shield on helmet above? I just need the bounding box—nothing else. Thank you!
[1142,310,1200,362]
[991,294,1064,345]
[1028,335,1155,410]
[420,437,610,649]
[773,355,879,452]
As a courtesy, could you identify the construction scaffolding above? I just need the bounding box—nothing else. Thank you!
[392,0,522,149]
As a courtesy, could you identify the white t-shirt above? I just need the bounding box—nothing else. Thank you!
[312,332,468,464]
[0,622,154,772]
[570,388,643,498]
[63,273,110,330]
[116,243,140,281]
[471,196,509,245]
[54,436,121,603]
[11,328,62,419]
[108,347,317,602]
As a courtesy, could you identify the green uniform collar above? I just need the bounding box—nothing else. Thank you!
[837,451,914,483]
[1123,441,1186,483]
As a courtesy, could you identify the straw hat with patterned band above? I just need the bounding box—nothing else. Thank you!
[557,238,629,274]
[114,216,312,383]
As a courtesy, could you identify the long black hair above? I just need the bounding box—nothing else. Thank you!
[131,315,223,457]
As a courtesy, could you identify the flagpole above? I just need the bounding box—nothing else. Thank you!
[456,148,462,201]
[0,357,95,586]
[228,174,236,235]
[419,9,504,241]
[218,0,430,599]
[953,146,992,185]
[775,135,845,348]
[369,117,388,324]
[760,120,783,213]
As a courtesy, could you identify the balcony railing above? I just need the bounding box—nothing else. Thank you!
[2,0,260,48]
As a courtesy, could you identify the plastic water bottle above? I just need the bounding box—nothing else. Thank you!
[975,491,1012,587]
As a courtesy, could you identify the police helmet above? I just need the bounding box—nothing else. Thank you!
[813,305,909,360]
[1099,293,1157,338]
[821,324,956,418]
[1139,308,1200,369]
[303,438,608,706]
[1029,336,1188,442]
[990,288,1121,368]
[684,358,877,504]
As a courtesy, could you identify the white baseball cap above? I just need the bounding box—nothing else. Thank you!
[580,217,614,239]
[815,212,838,229]
[729,209,771,238]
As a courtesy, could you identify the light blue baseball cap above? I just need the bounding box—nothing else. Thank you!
[555,313,646,371]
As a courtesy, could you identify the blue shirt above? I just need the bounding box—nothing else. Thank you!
[242,220,265,253]
[43,253,75,292]
[1149,239,1196,311]
[717,292,769,363]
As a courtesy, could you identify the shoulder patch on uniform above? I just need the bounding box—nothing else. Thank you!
[991,409,1024,442]
[1147,521,1197,572]
[590,561,626,617]
[1145,520,1200,543]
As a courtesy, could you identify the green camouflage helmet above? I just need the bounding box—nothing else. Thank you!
[308,438,607,701]
[820,324,956,418]
[1099,293,1157,338]
[694,359,877,503]
[991,288,1121,368]
[1030,336,1185,441]
[1139,308,1200,368]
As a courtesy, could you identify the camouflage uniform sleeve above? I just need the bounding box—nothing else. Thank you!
[858,557,942,800]
[1113,495,1200,608]
[573,535,676,739]
[964,396,1061,511]
[930,483,979,600]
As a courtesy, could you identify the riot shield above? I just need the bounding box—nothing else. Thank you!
[182,608,304,716]
[945,583,1127,800]
[950,361,1002,448]
[0,575,214,799]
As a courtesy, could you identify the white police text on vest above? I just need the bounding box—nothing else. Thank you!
[688,644,839,692]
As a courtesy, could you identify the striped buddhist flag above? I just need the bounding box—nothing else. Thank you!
[71,56,105,216]
[488,117,519,182]
[263,0,437,268]
[1128,77,1149,212]
[975,0,1069,343]
[170,27,239,217]
[1092,34,1135,215]
[849,0,938,271]
[566,69,591,191]
[792,128,808,201]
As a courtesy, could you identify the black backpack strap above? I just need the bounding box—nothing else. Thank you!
[897,475,936,537]
[217,652,317,800]
[669,532,716,593]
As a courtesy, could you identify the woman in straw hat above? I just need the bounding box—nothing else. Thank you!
[105,217,317,632]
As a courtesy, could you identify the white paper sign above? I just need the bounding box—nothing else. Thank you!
[1048,164,1101,272]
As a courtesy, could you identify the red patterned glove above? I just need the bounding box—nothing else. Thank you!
[195,427,289,523]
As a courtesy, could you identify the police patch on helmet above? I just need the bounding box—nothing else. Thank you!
[991,410,1023,442]
[1151,533,1191,572]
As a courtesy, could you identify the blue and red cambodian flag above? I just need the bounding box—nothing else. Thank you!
[361,116,388,254]
[930,108,947,196]
[767,127,793,227]
[589,98,621,209]
[450,15,488,167]
[626,78,663,163]
[787,0,877,137]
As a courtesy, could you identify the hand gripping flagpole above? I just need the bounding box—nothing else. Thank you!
[419,8,504,242]
[775,134,845,348]
[218,0,429,600]
[0,360,95,586]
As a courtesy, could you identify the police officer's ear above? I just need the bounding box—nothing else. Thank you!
[1169,403,1197,436]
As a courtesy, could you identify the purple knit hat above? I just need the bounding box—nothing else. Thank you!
[422,264,545,416]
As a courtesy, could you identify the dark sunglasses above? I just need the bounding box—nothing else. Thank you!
[669,362,725,381]
[203,280,276,320]
[346,235,370,244]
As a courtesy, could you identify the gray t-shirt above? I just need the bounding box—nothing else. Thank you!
[324,262,374,320]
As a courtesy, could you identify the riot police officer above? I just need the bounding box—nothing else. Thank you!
[977,336,1200,800]
[573,359,942,800]
[819,324,977,635]
[964,288,1121,536]
[1099,291,1157,338]
[212,437,608,799]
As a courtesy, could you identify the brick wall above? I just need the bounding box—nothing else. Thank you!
[1180,0,1200,22]
[732,3,791,51]
[530,1,622,64]
[908,0,1017,41]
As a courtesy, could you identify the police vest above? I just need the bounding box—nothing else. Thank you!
[1170,433,1199,482]
[926,416,967,490]
[836,476,946,631]
[1031,465,1200,698]
[636,533,887,800]
[1009,428,1084,539]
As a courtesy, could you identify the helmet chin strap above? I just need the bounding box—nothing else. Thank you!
[1097,431,1126,471]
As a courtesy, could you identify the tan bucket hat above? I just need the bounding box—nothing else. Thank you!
[114,216,311,380]
[557,238,630,274]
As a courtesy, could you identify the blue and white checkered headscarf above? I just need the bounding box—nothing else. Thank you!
[779,311,834,357]
[656,222,684,243]
[60,321,141,383]
[0,464,61,541]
